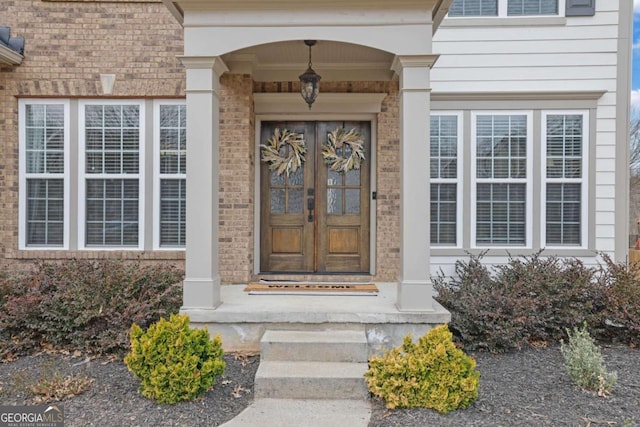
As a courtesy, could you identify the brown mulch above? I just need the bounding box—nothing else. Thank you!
[0,346,638,426]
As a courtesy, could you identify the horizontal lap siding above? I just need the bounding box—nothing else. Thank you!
[432,2,622,259]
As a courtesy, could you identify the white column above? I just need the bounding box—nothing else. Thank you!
[179,56,229,309]
[392,55,439,312]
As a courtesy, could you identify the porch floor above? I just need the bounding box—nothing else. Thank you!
[183,283,451,353]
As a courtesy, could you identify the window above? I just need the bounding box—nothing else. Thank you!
[542,112,587,247]
[473,113,530,246]
[429,109,588,251]
[155,102,186,248]
[19,101,69,248]
[507,0,558,15]
[449,0,561,17]
[81,102,143,248]
[19,99,186,251]
[430,113,461,246]
[449,0,498,16]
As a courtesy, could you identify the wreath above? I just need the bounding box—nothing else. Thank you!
[322,127,365,172]
[260,128,307,177]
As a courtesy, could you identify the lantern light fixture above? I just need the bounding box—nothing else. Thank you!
[298,40,321,109]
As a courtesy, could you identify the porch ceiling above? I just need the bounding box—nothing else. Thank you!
[223,40,395,82]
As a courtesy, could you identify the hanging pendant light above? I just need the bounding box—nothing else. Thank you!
[299,40,321,109]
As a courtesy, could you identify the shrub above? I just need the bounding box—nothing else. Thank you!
[593,254,640,347]
[365,324,479,414]
[561,323,617,396]
[433,252,599,352]
[124,313,225,404]
[9,358,93,404]
[0,259,183,358]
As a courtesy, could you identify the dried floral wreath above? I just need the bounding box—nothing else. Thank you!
[322,127,365,172]
[260,128,307,177]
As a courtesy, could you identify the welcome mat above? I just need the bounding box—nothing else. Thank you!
[244,281,378,296]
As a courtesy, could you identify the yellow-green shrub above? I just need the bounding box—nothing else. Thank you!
[124,313,225,404]
[365,324,480,414]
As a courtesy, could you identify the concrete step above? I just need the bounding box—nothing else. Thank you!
[261,329,369,363]
[254,361,369,399]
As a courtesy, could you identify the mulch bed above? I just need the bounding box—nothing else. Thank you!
[370,345,640,427]
[0,346,638,427]
[0,352,260,427]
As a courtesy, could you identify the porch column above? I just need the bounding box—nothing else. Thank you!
[179,56,229,309]
[392,55,439,312]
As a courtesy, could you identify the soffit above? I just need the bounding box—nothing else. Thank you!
[223,40,395,82]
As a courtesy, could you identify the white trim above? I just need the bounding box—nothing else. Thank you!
[430,111,463,248]
[18,99,70,250]
[540,110,589,249]
[470,110,534,249]
[78,100,146,250]
[0,44,23,65]
[153,100,187,251]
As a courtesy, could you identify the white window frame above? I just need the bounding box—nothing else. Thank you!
[18,99,71,250]
[78,100,145,250]
[541,110,589,249]
[449,0,566,17]
[470,111,534,249]
[430,111,463,248]
[153,100,186,250]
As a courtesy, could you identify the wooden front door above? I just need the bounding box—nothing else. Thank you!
[260,121,371,273]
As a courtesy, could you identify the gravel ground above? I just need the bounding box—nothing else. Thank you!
[1,346,638,427]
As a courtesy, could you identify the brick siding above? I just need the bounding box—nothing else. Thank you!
[1,1,402,283]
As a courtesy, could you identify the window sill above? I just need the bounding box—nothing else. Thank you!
[431,247,595,257]
[9,250,185,260]
[441,16,566,28]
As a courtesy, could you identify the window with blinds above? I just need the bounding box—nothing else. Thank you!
[449,0,559,16]
[20,99,188,251]
[158,104,186,247]
[475,114,528,245]
[507,0,558,15]
[24,103,66,247]
[430,115,460,246]
[84,103,141,247]
[449,0,498,16]
[544,113,585,246]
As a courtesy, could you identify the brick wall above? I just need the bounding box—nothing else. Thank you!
[219,74,255,283]
[1,1,402,283]
[0,0,186,270]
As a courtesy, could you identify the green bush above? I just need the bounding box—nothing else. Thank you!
[433,252,599,352]
[0,259,183,358]
[124,313,225,404]
[561,323,617,396]
[365,324,479,414]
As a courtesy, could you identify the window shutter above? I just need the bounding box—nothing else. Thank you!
[565,0,595,16]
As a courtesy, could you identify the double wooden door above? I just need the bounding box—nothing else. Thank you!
[260,121,371,273]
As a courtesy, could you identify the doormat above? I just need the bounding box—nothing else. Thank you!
[244,281,378,296]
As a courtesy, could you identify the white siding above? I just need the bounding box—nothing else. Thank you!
[432,2,623,261]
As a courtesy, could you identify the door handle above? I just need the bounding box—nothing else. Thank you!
[307,197,314,222]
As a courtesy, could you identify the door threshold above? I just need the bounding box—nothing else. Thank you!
[256,273,373,283]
